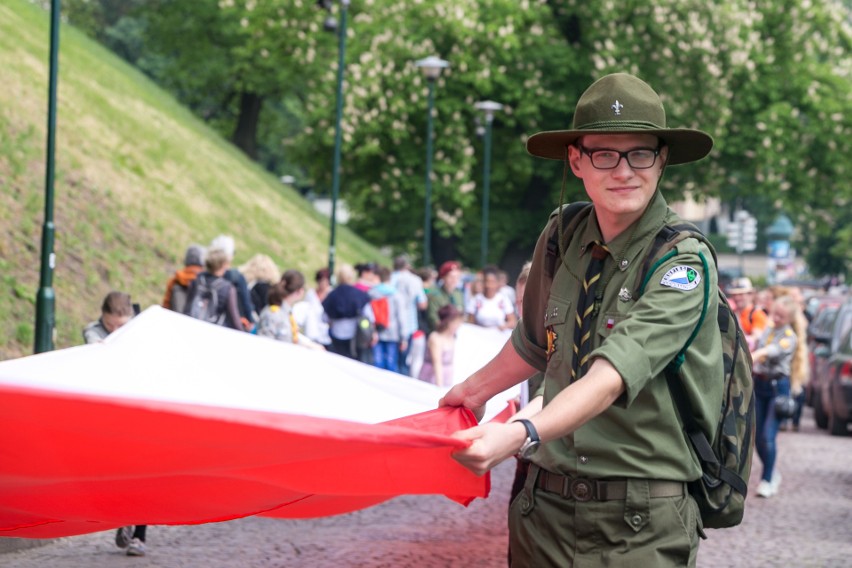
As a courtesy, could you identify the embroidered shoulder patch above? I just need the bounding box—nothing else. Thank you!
[660,265,701,291]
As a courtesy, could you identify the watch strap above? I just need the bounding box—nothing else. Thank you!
[516,418,540,443]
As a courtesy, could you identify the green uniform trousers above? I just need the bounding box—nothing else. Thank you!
[509,465,701,567]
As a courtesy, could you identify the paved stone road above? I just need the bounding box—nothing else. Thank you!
[2,407,850,567]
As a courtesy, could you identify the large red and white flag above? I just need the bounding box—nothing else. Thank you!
[0,307,515,538]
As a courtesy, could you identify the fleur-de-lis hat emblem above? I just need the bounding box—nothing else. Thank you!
[611,100,623,115]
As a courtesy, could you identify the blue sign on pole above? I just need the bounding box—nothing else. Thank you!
[768,240,790,259]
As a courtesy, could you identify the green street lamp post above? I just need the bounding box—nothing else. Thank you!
[325,0,350,283]
[415,55,449,268]
[34,0,61,353]
[474,100,502,268]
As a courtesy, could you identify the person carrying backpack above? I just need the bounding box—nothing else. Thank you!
[210,234,255,330]
[441,73,747,567]
[322,263,372,360]
[368,265,407,373]
[184,246,244,331]
[162,244,205,314]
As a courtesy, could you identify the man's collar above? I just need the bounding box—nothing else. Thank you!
[578,192,669,259]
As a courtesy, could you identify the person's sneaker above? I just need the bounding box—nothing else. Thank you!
[770,471,782,495]
[126,538,146,557]
[756,480,773,498]
[114,526,134,549]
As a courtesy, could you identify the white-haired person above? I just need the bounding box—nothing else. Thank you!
[210,234,255,330]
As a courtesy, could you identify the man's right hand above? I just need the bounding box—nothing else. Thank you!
[439,381,486,422]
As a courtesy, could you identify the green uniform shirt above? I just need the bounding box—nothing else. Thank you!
[426,286,465,331]
[511,192,724,482]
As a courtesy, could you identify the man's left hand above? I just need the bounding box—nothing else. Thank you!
[450,421,526,476]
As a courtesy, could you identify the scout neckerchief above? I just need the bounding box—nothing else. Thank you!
[571,242,609,382]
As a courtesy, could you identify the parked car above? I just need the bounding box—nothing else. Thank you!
[825,322,852,436]
[812,299,852,434]
[805,294,845,324]
[806,302,842,427]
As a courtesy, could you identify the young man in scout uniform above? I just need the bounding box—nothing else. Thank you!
[441,73,724,567]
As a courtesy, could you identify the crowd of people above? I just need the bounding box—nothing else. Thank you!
[81,236,531,556]
[82,234,531,555]
[85,235,528,367]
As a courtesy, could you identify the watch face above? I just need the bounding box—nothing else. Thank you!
[519,439,540,460]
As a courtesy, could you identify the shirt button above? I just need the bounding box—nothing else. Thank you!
[631,514,643,526]
[579,455,589,464]
[619,259,629,271]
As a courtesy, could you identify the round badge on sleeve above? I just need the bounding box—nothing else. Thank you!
[660,265,701,291]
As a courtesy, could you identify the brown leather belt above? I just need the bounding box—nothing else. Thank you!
[536,470,685,502]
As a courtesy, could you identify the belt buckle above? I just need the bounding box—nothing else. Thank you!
[569,478,594,502]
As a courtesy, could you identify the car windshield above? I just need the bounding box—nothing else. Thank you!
[810,307,839,338]
[831,307,852,354]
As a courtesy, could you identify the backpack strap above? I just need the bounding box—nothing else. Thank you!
[544,202,593,279]
[634,224,724,473]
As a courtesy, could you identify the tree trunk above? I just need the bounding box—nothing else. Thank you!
[232,91,263,160]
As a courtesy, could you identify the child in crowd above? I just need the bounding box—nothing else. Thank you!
[82,292,147,557]
[418,304,463,387]
[257,270,325,351]
[256,270,324,350]
[82,291,135,344]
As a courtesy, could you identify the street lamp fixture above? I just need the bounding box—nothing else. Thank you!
[474,100,502,268]
[326,0,350,283]
[415,55,449,268]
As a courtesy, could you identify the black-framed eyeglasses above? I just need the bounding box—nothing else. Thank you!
[578,145,662,170]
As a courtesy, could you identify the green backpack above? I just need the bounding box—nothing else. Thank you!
[545,202,755,530]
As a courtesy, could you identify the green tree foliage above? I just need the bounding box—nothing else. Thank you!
[62,0,852,274]
[68,0,337,164]
[293,0,580,265]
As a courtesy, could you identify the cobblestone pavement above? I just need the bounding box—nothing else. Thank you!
[2,407,850,567]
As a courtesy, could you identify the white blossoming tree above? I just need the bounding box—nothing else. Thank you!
[66,0,852,274]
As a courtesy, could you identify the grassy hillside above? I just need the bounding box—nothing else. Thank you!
[0,0,384,360]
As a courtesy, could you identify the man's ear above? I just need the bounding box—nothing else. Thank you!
[567,144,583,176]
[658,144,670,168]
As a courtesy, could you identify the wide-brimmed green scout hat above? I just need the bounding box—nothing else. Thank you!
[526,73,713,166]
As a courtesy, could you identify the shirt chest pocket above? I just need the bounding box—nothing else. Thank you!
[543,297,572,365]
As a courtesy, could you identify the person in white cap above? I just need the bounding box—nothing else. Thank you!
[727,277,768,349]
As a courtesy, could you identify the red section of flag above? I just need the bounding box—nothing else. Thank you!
[0,386,488,538]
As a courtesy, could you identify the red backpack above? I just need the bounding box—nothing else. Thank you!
[371,297,390,331]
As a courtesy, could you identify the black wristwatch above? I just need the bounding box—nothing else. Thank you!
[515,418,541,460]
